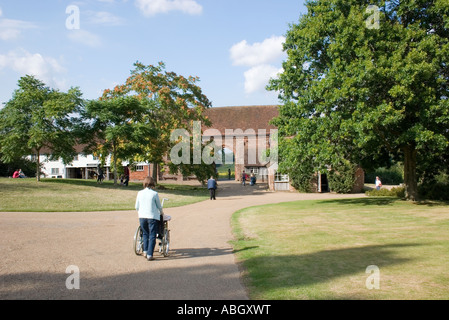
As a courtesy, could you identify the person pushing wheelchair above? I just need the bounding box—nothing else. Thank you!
[135,176,163,261]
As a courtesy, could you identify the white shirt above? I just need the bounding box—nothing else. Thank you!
[375,178,382,187]
[135,188,162,220]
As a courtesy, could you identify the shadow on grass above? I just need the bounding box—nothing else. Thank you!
[315,197,402,206]
[241,243,422,299]
[414,200,449,207]
[316,197,449,208]
[38,178,209,197]
[40,178,142,191]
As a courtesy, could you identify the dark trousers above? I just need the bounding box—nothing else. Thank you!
[139,218,159,256]
[209,188,216,200]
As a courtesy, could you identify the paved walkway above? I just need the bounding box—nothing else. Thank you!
[0,181,366,300]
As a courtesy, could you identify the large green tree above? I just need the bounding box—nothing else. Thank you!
[83,96,156,185]
[0,75,84,181]
[268,0,449,200]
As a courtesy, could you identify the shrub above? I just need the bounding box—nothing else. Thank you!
[418,182,449,201]
[0,157,37,177]
[366,186,405,198]
[328,161,357,194]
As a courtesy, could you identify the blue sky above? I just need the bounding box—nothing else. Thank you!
[0,0,307,108]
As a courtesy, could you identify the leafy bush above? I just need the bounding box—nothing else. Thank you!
[0,157,37,177]
[365,164,404,185]
[366,186,405,198]
[418,182,449,201]
[289,169,315,193]
[328,161,357,194]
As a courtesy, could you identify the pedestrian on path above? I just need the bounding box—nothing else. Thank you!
[375,176,382,190]
[207,176,217,200]
[241,171,247,186]
[135,176,162,261]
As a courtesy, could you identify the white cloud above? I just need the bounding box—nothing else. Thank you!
[244,65,282,94]
[230,36,285,94]
[67,29,102,47]
[135,0,203,16]
[87,11,126,26]
[230,36,285,67]
[0,49,67,89]
[0,16,37,40]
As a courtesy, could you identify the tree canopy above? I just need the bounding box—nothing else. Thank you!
[100,61,212,183]
[0,75,84,181]
[83,96,157,184]
[268,0,449,200]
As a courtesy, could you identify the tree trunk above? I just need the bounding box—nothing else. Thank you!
[36,149,41,182]
[113,141,118,185]
[152,162,158,185]
[403,145,418,201]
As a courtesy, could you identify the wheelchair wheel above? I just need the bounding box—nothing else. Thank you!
[133,225,143,255]
[161,228,170,257]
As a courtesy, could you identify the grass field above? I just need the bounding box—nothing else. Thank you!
[231,197,449,300]
[0,178,209,212]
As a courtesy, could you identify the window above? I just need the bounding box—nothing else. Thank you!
[51,168,60,175]
[274,172,289,182]
[135,165,144,172]
[246,167,259,175]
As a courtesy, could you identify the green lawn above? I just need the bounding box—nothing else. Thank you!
[0,178,209,212]
[231,197,449,300]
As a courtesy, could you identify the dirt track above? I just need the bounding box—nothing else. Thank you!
[0,181,366,300]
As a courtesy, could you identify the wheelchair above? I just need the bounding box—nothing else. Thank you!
[133,198,171,257]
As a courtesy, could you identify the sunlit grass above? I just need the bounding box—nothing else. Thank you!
[0,178,208,212]
[231,198,449,300]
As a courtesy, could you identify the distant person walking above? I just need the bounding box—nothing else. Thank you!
[123,165,130,186]
[241,171,247,186]
[375,176,382,190]
[207,176,217,200]
[97,166,104,184]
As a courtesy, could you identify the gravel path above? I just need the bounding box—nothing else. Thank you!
[0,181,365,300]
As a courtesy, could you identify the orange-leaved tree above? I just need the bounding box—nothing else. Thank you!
[101,61,212,184]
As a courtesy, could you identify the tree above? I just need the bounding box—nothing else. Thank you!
[268,0,449,200]
[84,96,157,185]
[0,75,84,181]
[101,61,212,184]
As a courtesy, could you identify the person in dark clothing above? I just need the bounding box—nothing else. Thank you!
[123,165,130,186]
[97,166,104,184]
[207,176,217,200]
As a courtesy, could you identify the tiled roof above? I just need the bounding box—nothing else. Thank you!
[203,105,279,133]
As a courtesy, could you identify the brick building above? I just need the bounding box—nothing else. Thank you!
[32,105,364,193]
